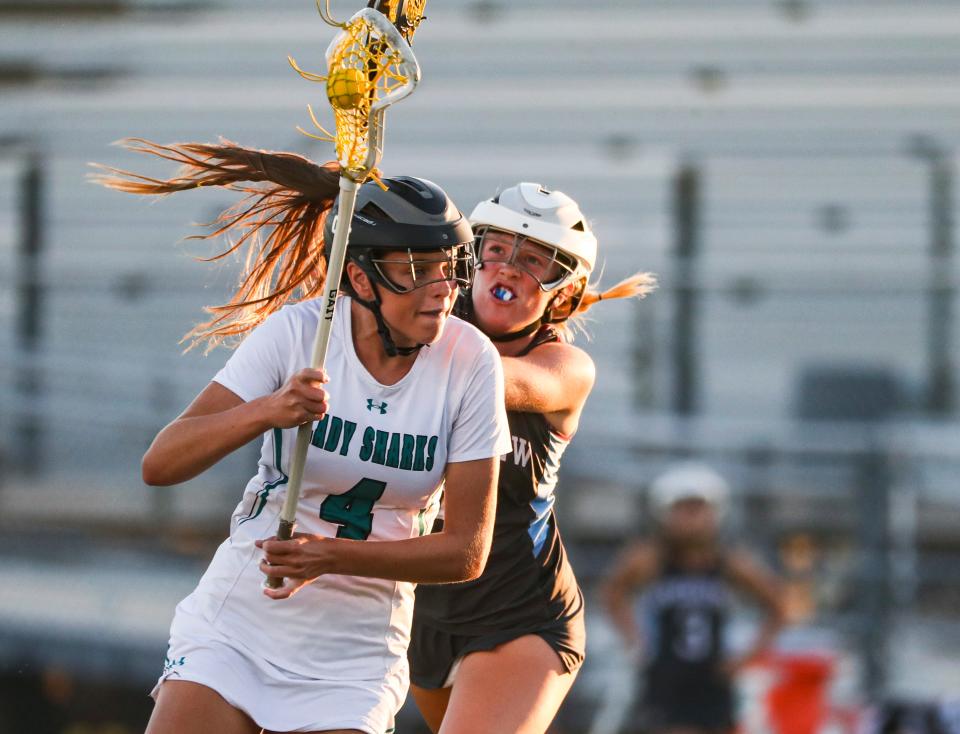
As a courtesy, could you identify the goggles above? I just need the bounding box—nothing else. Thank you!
[368,243,475,294]
[474,226,580,291]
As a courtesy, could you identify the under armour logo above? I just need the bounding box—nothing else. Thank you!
[366,399,388,414]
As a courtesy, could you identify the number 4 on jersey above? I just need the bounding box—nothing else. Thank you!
[319,478,387,540]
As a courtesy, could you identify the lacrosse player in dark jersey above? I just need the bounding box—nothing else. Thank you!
[408,183,656,734]
[602,463,786,734]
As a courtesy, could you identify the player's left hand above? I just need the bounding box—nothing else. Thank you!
[257,533,333,600]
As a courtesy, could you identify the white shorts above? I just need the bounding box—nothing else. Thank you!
[152,604,403,734]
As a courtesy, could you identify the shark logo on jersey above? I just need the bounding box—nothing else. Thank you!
[367,399,388,415]
[163,653,186,675]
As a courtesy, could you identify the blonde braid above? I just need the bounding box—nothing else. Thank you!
[555,271,658,342]
[576,271,657,315]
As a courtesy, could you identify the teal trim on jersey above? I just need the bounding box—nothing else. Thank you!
[239,428,288,526]
[416,508,427,536]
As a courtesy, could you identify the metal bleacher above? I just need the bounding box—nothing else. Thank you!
[2,0,960,720]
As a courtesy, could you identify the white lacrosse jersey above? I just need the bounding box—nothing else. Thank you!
[175,296,511,682]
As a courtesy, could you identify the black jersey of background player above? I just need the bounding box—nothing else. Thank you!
[637,550,735,732]
[414,325,583,634]
[641,550,730,679]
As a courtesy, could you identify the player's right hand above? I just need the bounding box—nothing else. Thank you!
[262,368,330,428]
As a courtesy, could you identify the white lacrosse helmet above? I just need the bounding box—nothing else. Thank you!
[470,183,598,291]
[649,462,730,519]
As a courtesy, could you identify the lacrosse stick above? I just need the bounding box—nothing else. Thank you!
[266,2,423,589]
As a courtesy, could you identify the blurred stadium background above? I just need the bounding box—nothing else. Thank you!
[2,0,960,732]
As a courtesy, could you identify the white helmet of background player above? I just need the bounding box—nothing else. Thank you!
[649,462,730,520]
[470,183,598,323]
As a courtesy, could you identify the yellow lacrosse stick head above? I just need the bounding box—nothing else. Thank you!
[302,8,420,181]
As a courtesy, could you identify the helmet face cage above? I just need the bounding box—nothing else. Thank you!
[474,226,581,292]
[362,243,475,295]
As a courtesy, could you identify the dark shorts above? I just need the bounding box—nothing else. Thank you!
[639,665,735,732]
[408,615,586,690]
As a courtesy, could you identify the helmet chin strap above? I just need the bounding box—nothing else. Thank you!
[353,284,423,358]
[488,318,542,343]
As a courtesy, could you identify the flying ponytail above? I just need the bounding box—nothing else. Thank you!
[549,271,657,342]
[91,138,342,351]
[576,271,658,315]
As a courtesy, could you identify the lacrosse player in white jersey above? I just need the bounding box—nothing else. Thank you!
[98,144,511,734]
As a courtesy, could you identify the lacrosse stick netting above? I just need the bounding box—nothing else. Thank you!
[266,7,422,588]
[385,0,427,43]
[289,7,421,182]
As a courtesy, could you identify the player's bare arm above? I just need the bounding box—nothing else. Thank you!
[258,456,499,599]
[600,541,659,647]
[500,341,595,435]
[141,369,329,486]
[723,548,787,673]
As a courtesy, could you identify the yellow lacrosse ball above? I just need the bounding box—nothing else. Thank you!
[326,68,365,110]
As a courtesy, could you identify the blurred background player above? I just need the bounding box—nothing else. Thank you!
[601,462,786,734]
[408,183,655,734]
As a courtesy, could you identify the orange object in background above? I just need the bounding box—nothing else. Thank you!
[764,653,835,734]
[739,650,855,734]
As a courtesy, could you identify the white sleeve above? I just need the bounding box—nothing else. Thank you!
[212,309,296,402]
[447,340,513,463]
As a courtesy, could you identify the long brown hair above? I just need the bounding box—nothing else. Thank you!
[91,138,341,351]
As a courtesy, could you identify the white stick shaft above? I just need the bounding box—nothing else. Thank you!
[277,176,359,527]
